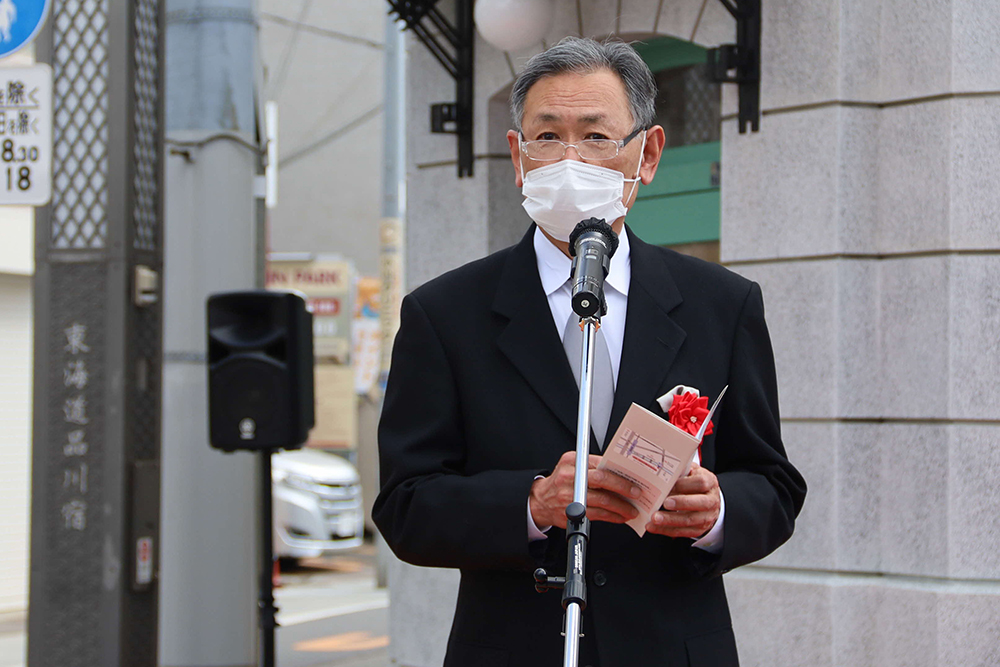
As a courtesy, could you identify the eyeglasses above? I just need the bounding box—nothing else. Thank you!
[520,128,644,161]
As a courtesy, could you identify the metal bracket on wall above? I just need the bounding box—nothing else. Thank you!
[707,0,761,133]
[388,0,474,177]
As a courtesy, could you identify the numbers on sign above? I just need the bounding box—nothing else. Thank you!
[6,165,30,191]
[1,138,39,164]
[2,136,40,191]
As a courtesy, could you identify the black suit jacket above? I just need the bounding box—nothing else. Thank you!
[374,225,806,667]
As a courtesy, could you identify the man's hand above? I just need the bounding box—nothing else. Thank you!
[529,451,641,529]
[644,463,720,538]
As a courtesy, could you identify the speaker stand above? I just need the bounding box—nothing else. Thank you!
[259,449,279,667]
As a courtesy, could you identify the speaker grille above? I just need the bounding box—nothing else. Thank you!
[210,355,288,448]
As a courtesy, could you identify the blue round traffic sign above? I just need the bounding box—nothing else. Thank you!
[0,0,51,59]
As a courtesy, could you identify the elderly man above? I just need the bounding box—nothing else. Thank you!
[374,37,806,667]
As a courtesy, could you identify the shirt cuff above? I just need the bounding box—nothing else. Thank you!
[528,476,551,542]
[691,487,725,553]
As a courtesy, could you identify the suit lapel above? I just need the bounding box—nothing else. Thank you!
[493,227,580,439]
[606,227,687,448]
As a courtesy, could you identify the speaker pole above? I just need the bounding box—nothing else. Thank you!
[259,450,278,667]
[205,290,316,667]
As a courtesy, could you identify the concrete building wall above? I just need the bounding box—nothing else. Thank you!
[388,0,1000,665]
[0,271,32,613]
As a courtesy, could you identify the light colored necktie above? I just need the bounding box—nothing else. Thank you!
[563,312,615,449]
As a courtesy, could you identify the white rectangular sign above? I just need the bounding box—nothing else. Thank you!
[0,64,52,205]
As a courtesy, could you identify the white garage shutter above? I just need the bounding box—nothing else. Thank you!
[0,273,32,612]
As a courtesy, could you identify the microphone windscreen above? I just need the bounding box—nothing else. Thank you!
[568,218,619,258]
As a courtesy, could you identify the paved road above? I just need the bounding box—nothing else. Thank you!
[0,545,389,667]
[275,546,389,667]
[278,607,388,667]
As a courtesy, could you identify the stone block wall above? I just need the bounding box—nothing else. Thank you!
[720,0,1000,664]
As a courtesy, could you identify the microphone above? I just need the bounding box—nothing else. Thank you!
[568,218,619,318]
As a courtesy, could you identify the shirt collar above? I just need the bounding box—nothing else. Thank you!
[533,225,631,297]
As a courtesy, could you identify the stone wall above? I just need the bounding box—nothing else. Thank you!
[720,0,1000,664]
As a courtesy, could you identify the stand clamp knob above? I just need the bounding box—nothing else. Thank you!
[534,568,566,593]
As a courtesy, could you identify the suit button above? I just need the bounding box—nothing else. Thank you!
[593,570,607,587]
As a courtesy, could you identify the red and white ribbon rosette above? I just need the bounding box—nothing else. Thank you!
[656,385,725,469]
[656,385,715,438]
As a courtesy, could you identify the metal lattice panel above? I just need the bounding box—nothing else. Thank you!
[51,0,110,250]
[133,0,159,251]
[681,65,721,146]
[130,308,160,461]
[653,64,721,149]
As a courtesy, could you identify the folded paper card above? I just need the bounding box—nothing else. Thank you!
[597,386,727,536]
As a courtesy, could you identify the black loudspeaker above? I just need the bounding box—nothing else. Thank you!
[207,291,315,452]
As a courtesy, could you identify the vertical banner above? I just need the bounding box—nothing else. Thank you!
[378,218,404,392]
[353,276,381,398]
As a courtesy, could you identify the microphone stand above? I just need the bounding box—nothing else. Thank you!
[534,218,617,667]
[563,313,600,667]
[535,312,602,667]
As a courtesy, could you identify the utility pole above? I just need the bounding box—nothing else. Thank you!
[157,1,264,666]
[28,2,166,666]
[375,13,407,589]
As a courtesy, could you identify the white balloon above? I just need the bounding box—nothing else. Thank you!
[474,0,555,53]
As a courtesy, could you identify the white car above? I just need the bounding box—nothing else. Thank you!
[272,448,364,560]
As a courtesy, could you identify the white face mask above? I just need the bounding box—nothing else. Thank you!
[519,133,645,242]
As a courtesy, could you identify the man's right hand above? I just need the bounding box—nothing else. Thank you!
[529,451,641,529]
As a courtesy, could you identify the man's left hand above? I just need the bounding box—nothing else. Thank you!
[644,463,720,539]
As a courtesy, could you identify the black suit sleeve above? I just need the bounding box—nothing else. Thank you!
[706,282,807,576]
[373,293,544,571]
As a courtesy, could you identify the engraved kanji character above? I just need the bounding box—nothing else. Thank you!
[64,323,90,354]
[63,360,89,389]
[61,500,87,531]
[64,429,88,457]
[63,395,89,425]
[63,463,88,494]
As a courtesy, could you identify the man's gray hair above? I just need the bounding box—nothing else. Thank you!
[510,37,657,133]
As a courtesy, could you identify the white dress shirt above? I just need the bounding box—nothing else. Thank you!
[528,226,725,552]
